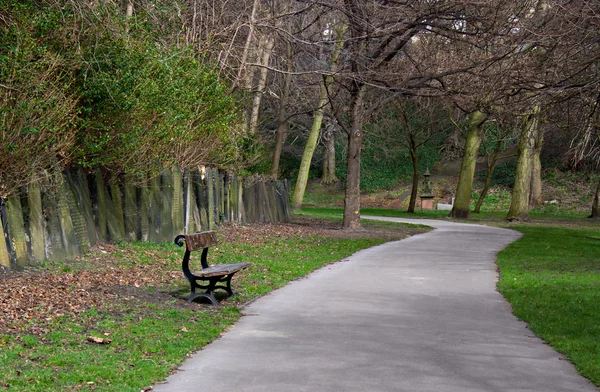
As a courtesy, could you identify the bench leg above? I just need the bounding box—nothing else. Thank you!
[224,274,235,296]
[187,291,219,306]
[187,278,220,306]
[212,274,235,297]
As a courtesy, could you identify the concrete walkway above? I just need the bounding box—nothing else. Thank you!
[154,218,596,392]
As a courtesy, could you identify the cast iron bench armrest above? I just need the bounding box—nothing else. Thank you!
[174,232,250,306]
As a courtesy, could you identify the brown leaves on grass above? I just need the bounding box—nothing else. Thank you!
[0,220,416,336]
[0,260,177,335]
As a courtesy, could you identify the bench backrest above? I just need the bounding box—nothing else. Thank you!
[174,231,217,271]
[184,231,218,251]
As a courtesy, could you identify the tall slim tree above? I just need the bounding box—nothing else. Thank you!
[291,23,345,209]
[450,111,488,219]
[507,106,541,221]
[320,119,339,184]
[272,40,293,178]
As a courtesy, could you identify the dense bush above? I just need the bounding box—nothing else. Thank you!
[0,0,245,196]
[0,1,79,198]
[77,32,240,176]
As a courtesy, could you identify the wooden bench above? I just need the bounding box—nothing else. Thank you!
[174,231,250,306]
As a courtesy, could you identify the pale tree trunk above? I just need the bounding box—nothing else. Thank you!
[474,139,502,213]
[529,127,544,207]
[291,26,345,208]
[507,106,541,221]
[590,176,600,219]
[125,1,133,33]
[248,35,274,134]
[450,111,487,219]
[407,142,419,213]
[342,85,366,229]
[272,41,293,178]
[231,0,260,93]
[321,123,338,184]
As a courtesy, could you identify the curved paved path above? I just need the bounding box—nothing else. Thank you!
[154,218,595,392]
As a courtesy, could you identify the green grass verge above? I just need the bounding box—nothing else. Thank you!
[1,233,396,391]
[497,224,600,386]
[297,206,488,220]
[296,206,590,225]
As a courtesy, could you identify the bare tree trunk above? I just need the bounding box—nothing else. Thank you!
[231,0,260,93]
[590,176,600,219]
[342,85,366,229]
[272,41,293,178]
[474,139,502,213]
[248,35,274,134]
[124,0,134,35]
[291,26,345,208]
[291,82,328,208]
[321,123,338,184]
[407,143,419,213]
[450,111,487,219]
[507,106,541,221]
[529,127,544,207]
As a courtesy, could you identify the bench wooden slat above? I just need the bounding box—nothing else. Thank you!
[185,231,218,251]
[192,262,251,278]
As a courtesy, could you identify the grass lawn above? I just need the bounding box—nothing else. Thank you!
[496,224,600,386]
[0,220,428,391]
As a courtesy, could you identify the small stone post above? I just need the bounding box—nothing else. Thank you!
[420,168,435,210]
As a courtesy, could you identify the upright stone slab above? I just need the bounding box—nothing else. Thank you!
[64,171,91,254]
[43,189,67,262]
[0,211,11,268]
[6,194,29,267]
[239,177,247,224]
[160,169,174,242]
[71,169,98,246]
[94,171,109,242]
[206,168,215,230]
[139,179,151,242]
[172,166,184,236]
[94,171,123,242]
[27,182,46,261]
[244,179,256,223]
[56,172,80,258]
[149,176,163,243]
[218,171,225,223]
[194,170,207,230]
[110,183,126,239]
[275,181,289,223]
[123,180,139,241]
[258,180,270,222]
[224,173,231,223]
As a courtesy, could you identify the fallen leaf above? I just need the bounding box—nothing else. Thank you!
[86,336,112,345]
